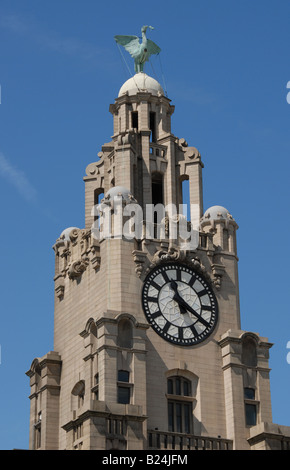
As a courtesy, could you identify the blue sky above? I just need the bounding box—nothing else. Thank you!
[0,0,290,450]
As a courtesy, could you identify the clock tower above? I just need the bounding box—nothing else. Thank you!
[26,31,290,451]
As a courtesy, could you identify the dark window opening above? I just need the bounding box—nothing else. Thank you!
[184,404,191,433]
[167,377,192,434]
[150,112,156,142]
[175,378,181,396]
[94,189,104,206]
[167,379,173,395]
[118,386,130,404]
[94,189,104,222]
[183,381,190,397]
[168,401,192,434]
[93,373,99,400]
[117,319,133,349]
[242,337,257,367]
[176,403,182,432]
[152,173,163,206]
[117,370,131,405]
[118,370,129,382]
[245,403,257,426]
[168,402,174,432]
[181,178,190,221]
[244,388,255,400]
[152,173,164,232]
[132,111,138,130]
[167,376,191,396]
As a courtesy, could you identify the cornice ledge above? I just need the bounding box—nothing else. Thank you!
[39,384,61,393]
[157,133,177,144]
[221,362,272,373]
[221,362,245,372]
[62,408,148,431]
[96,344,148,355]
[95,313,149,330]
[247,422,290,446]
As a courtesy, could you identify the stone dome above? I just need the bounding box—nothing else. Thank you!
[59,227,79,241]
[202,205,233,221]
[118,72,164,97]
[103,186,136,203]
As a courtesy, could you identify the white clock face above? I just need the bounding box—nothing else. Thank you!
[142,263,218,346]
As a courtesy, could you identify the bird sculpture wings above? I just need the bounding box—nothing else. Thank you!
[115,26,161,73]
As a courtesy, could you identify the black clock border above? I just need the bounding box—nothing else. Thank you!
[141,262,219,347]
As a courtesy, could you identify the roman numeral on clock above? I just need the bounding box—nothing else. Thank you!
[189,324,198,337]
[151,281,161,291]
[150,310,162,319]
[201,305,212,311]
[176,269,182,281]
[188,274,197,287]
[161,271,170,283]
[162,322,170,334]
[147,296,158,303]
[197,289,208,298]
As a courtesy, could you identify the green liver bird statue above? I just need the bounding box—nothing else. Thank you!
[115,25,161,73]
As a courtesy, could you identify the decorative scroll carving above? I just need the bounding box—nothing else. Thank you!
[68,228,79,242]
[179,138,188,147]
[211,263,226,290]
[85,154,104,187]
[184,146,200,160]
[149,246,187,269]
[133,244,212,284]
[54,275,65,300]
[132,250,147,277]
[68,258,89,279]
[90,245,101,271]
[178,139,204,176]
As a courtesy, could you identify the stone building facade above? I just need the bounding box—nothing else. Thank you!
[26,72,290,450]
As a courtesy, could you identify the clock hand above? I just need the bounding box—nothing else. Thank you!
[170,279,210,326]
[173,294,210,327]
[170,279,179,292]
[174,298,188,314]
[170,280,210,327]
[170,280,187,313]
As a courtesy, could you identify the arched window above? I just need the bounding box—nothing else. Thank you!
[117,318,133,349]
[94,188,104,222]
[71,380,85,410]
[180,177,190,221]
[167,376,192,434]
[242,336,257,367]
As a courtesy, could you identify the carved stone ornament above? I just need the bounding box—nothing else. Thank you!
[55,279,65,300]
[68,258,89,279]
[149,246,187,270]
[211,263,226,290]
[85,153,104,177]
[132,249,147,277]
[132,245,212,284]
[90,246,101,271]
